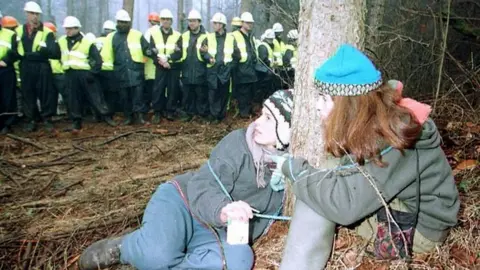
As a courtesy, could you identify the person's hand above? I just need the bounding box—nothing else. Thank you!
[269,155,288,170]
[200,44,208,53]
[162,62,171,69]
[209,58,215,65]
[38,41,47,48]
[0,61,7,67]
[270,168,286,191]
[220,201,254,224]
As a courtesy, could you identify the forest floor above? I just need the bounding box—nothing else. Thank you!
[0,103,478,270]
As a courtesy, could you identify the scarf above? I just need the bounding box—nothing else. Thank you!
[245,123,282,188]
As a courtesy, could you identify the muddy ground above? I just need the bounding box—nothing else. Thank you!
[0,114,478,269]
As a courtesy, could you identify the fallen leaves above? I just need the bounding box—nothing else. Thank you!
[453,159,478,175]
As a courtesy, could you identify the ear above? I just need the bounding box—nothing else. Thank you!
[387,79,404,95]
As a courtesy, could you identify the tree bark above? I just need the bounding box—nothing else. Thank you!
[123,0,135,21]
[178,0,185,32]
[286,0,366,214]
[241,0,254,13]
[365,0,386,58]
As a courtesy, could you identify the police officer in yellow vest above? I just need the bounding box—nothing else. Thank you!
[231,12,258,118]
[148,9,183,123]
[101,9,153,125]
[1,15,23,122]
[16,1,61,133]
[256,29,275,102]
[272,22,287,89]
[230,17,242,32]
[283,29,298,89]
[143,12,160,115]
[96,20,119,114]
[43,22,68,116]
[202,12,233,123]
[59,16,117,133]
[179,9,209,122]
[0,10,19,134]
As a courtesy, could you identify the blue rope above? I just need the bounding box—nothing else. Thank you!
[207,160,291,221]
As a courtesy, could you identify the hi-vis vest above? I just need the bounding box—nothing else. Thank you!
[181,31,207,62]
[150,26,182,64]
[272,39,285,67]
[284,44,297,69]
[144,27,155,79]
[95,36,106,51]
[101,29,145,71]
[58,36,93,70]
[231,30,254,63]
[0,28,15,60]
[50,59,64,74]
[15,25,53,56]
[205,32,234,68]
[256,42,273,68]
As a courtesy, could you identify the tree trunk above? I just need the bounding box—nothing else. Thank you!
[365,0,385,59]
[286,0,366,214]
[98,0,104,33]
[123,0,135,21]
[241,0,254,13]
[67,0,74,17]
[207,0,211,31]
[178,0,185,32]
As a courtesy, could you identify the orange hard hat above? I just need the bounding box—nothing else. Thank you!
[43,22,57,33]
[1,16,19,28]
[148,12,160,22]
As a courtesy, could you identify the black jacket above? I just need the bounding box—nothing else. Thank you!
[112,29,151,88]
[18,23,60,62]
[66,33,102,74]
[181,25,207,85]
[203,30,231,89]
[149,26,183,71]
[232,30,257,84]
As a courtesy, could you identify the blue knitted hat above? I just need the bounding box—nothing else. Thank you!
[314,44,382,96]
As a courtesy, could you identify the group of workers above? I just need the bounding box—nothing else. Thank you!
[0,1,299,134]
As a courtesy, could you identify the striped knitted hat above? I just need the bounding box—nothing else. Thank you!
[314,44,383,96]
[263,89,293,150]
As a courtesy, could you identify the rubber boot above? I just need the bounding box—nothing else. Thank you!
[151,112,161,124]
[136,113,147,125]
[78,237,123,270]
[279,200,336,270]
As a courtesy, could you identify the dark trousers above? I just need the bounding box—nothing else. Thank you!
[182,83,208,117]
[0,69,17,129]
[152,69,181,114]
[53,74,68,115]
[255,72,274,103]
[144,79,154,113]
[66,70,110,122]
[208,79,229,120]
[20,61,57,121]
[236,83,254,117]
[120,84,146,117]
[98,71,121,114]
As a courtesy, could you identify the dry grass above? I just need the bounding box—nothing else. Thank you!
[0,101,478,269]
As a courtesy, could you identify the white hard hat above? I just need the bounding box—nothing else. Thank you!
[187,9,202,20]
[103,20,116,30]
[63,16,81,28]
[287,29,298,39]
[210,12,227,25]
[264,29,275,39]
[24,1,43,14]
[115,9,131,22]
[159,9,173,19]
[240,12,254,23]
[272,23,283,32]
[84,32,96,42]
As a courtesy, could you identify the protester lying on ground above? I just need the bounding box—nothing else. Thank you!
[78,89,294,270]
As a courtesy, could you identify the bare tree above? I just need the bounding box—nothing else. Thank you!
[241,0,254,13]
[365,0,386,58]
[123,0,135,20]
[286,0,366,213]
[178,0,185,32]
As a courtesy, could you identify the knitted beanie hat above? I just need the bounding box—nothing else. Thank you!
[263,89,294,150]
[314,44,383,96]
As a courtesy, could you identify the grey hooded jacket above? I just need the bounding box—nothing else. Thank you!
[282,119,460,242]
